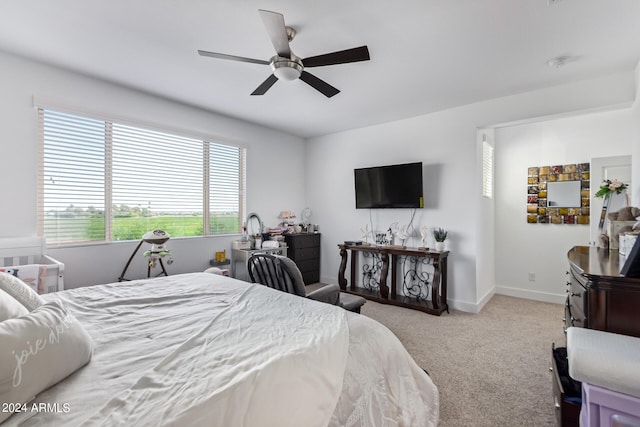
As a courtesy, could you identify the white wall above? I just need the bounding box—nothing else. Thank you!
[306,111,480,309]
[0,51,306,288]
[494,109,633,303]
[475,129,496,309]
[633,63,640,207]
[306,70,637,312]
[2,48,637,301]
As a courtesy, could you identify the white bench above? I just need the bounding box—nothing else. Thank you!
[567,327,640,427]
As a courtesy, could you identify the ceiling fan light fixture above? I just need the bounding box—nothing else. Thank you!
[271,59,303,81]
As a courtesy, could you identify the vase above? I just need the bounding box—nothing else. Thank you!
[435,241,445,251]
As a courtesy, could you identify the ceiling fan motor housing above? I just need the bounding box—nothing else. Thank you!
[270,54,303,81]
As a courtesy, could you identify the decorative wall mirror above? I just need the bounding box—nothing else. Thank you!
[245,212,263,236]
[527,163,590,224]
[547,181,581,207]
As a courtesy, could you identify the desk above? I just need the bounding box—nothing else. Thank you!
[338,244,448,315]
[231,246,288,281]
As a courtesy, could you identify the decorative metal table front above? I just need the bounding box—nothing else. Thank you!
[338,244,449,315]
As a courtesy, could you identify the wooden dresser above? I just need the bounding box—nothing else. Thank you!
[565,246,640,338]
[284,233,321,285]
[552,246,640,427]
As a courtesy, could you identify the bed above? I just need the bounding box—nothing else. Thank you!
[1,272,439,426]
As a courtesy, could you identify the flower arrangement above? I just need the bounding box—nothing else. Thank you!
[595,179,628,198]
[433,227,448,242]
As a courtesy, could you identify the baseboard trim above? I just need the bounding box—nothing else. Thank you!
[322,275,565,312]
[476,287,496,312]
[323,275,498,314]
[447,299,481,313]
[495,286,565,305]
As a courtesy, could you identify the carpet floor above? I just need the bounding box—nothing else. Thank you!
[359,294,566,427]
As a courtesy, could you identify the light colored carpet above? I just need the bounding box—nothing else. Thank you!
[359,294,566,427]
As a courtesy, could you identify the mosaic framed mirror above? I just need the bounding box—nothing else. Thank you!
[527,163,590,224]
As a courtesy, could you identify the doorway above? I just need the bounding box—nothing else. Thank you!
[590,155,632,244]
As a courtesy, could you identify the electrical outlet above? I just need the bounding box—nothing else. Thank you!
[528,272,536,282]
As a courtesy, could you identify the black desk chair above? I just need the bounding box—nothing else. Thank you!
[247,253,365,313]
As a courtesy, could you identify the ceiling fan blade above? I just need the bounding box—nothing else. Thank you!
[302,46,370,67]
[258,9,291,58]
[299,71,340,98]
[251,74,279,96]
[198,50,269,65]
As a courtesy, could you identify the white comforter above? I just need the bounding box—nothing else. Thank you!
[4,273,438,426]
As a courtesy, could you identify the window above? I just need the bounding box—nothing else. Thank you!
[37,108,246,246]
[482,139,494,199]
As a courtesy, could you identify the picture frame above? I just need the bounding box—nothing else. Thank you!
[620,236,640,277]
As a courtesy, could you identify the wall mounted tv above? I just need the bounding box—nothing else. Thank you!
[354,162,424,209]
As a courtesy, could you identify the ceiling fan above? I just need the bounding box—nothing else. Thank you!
[197,9,370,98]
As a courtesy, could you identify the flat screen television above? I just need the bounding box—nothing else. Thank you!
[354,162,424,209]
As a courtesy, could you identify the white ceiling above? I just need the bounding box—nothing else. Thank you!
[1,1,640,138]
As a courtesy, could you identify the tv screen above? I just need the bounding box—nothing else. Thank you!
[354,162,424,209]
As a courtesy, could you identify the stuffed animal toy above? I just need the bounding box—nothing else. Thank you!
[0,268,19,277]
[607,206,640,221]
[601,206,640,249]
[598,206,640,248]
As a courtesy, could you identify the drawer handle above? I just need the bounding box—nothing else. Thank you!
[566,289,581,297]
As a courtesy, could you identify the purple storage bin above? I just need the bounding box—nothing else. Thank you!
[581,383,640,427]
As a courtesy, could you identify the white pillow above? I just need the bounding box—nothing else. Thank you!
[0,300,93,423]
[0,288,28,321]
[0,272,44,311]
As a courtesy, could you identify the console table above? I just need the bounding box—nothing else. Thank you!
[337,244,449,315]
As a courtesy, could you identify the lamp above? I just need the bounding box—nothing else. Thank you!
[118,229,173,282]
[271,56,303,81]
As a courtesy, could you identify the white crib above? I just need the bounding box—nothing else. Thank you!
[0,236,64,294]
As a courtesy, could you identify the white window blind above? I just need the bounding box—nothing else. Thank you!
[482,139,494,199]
[208,142,245,235]
[38,108,245,246]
